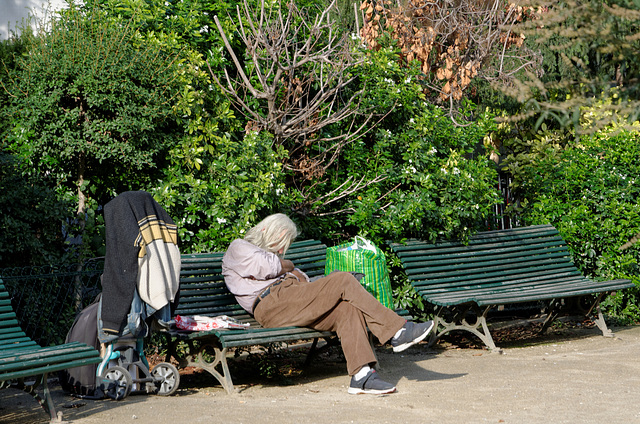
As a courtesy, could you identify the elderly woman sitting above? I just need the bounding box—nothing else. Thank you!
[221,214,434,395]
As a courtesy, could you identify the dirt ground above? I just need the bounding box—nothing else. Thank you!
[3,321,640,424]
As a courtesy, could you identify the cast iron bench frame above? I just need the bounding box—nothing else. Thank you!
[0,277,102,423]
[390,224,634,351]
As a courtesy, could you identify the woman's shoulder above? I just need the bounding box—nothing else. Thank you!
[226,238,261,254]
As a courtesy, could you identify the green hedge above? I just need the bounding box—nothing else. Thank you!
[505,127,640,323]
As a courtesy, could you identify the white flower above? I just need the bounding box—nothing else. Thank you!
[217,217,227,224]
[275,188,283,196]
[429,147,437,155]
[441,168,448,174]
[453,167,460,175]
[199,25,209,33]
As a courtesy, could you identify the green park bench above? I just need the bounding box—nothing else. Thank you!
[0,277,102,423]
[390,224,634,351]
[164,239,410,394]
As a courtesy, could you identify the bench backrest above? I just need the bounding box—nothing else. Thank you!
[0,279,40,354]
[175,239,327,320]
[390,225,582,295]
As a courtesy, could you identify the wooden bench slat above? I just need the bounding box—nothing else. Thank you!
[410,263,580,286]
[414,272,587,294]
[0,320,24,331]
[394,234,564,254]
[0,357,104,381]
[426,278,631,305]
[0,342,94,361]
[0,338,38,349]
[406,252,575,277]
[398,244,570,267]
[394,227,561,251]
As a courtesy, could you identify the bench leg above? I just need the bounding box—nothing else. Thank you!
[430,305,500,352]
[15,373,63,423]
[585,294,614,337]
[303,337,340,368]
[593,304,614,337]
[196,343,235,394]
[167,338,236,394]
[541,294,614,338]
[540,299,561,334]
[303,338,322,368]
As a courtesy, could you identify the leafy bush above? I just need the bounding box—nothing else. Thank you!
[295,47,502,246]
[503,125,640,323]
[0,153,74,266]
[1,5,187,264]
[153,130,288,253]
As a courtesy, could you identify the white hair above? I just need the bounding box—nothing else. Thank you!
[244,213,298,255]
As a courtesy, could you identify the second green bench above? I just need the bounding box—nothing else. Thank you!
[390,224,634,351]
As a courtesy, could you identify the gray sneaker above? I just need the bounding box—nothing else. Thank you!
[348,369,396,395]
[391,320,434,353]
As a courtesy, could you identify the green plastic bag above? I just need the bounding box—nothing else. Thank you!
[325,236,393,308]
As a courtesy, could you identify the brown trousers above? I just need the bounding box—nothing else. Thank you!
[253,271,406,375]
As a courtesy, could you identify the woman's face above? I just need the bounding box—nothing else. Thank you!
[267,228,288,255]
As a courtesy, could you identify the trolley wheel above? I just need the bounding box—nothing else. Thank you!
[101,365,133,400]
[151,362,180,396]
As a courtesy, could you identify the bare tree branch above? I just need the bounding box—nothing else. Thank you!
[213,0,371,141]
[209,0,394,215]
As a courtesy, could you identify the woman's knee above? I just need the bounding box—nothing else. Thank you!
[329,271,360,286]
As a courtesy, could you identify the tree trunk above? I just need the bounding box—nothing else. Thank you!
[73,152,88,310]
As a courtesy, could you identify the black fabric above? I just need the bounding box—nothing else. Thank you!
[58,296,101,396]
[101,191,177,335]
[252,278,285,312]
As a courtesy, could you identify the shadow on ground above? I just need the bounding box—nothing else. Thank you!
[0,315,614,423]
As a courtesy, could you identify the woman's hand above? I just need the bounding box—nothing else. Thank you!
[279,258,295,273]
[290,269,309,282]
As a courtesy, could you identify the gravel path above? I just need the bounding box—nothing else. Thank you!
[3,324,640,424]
